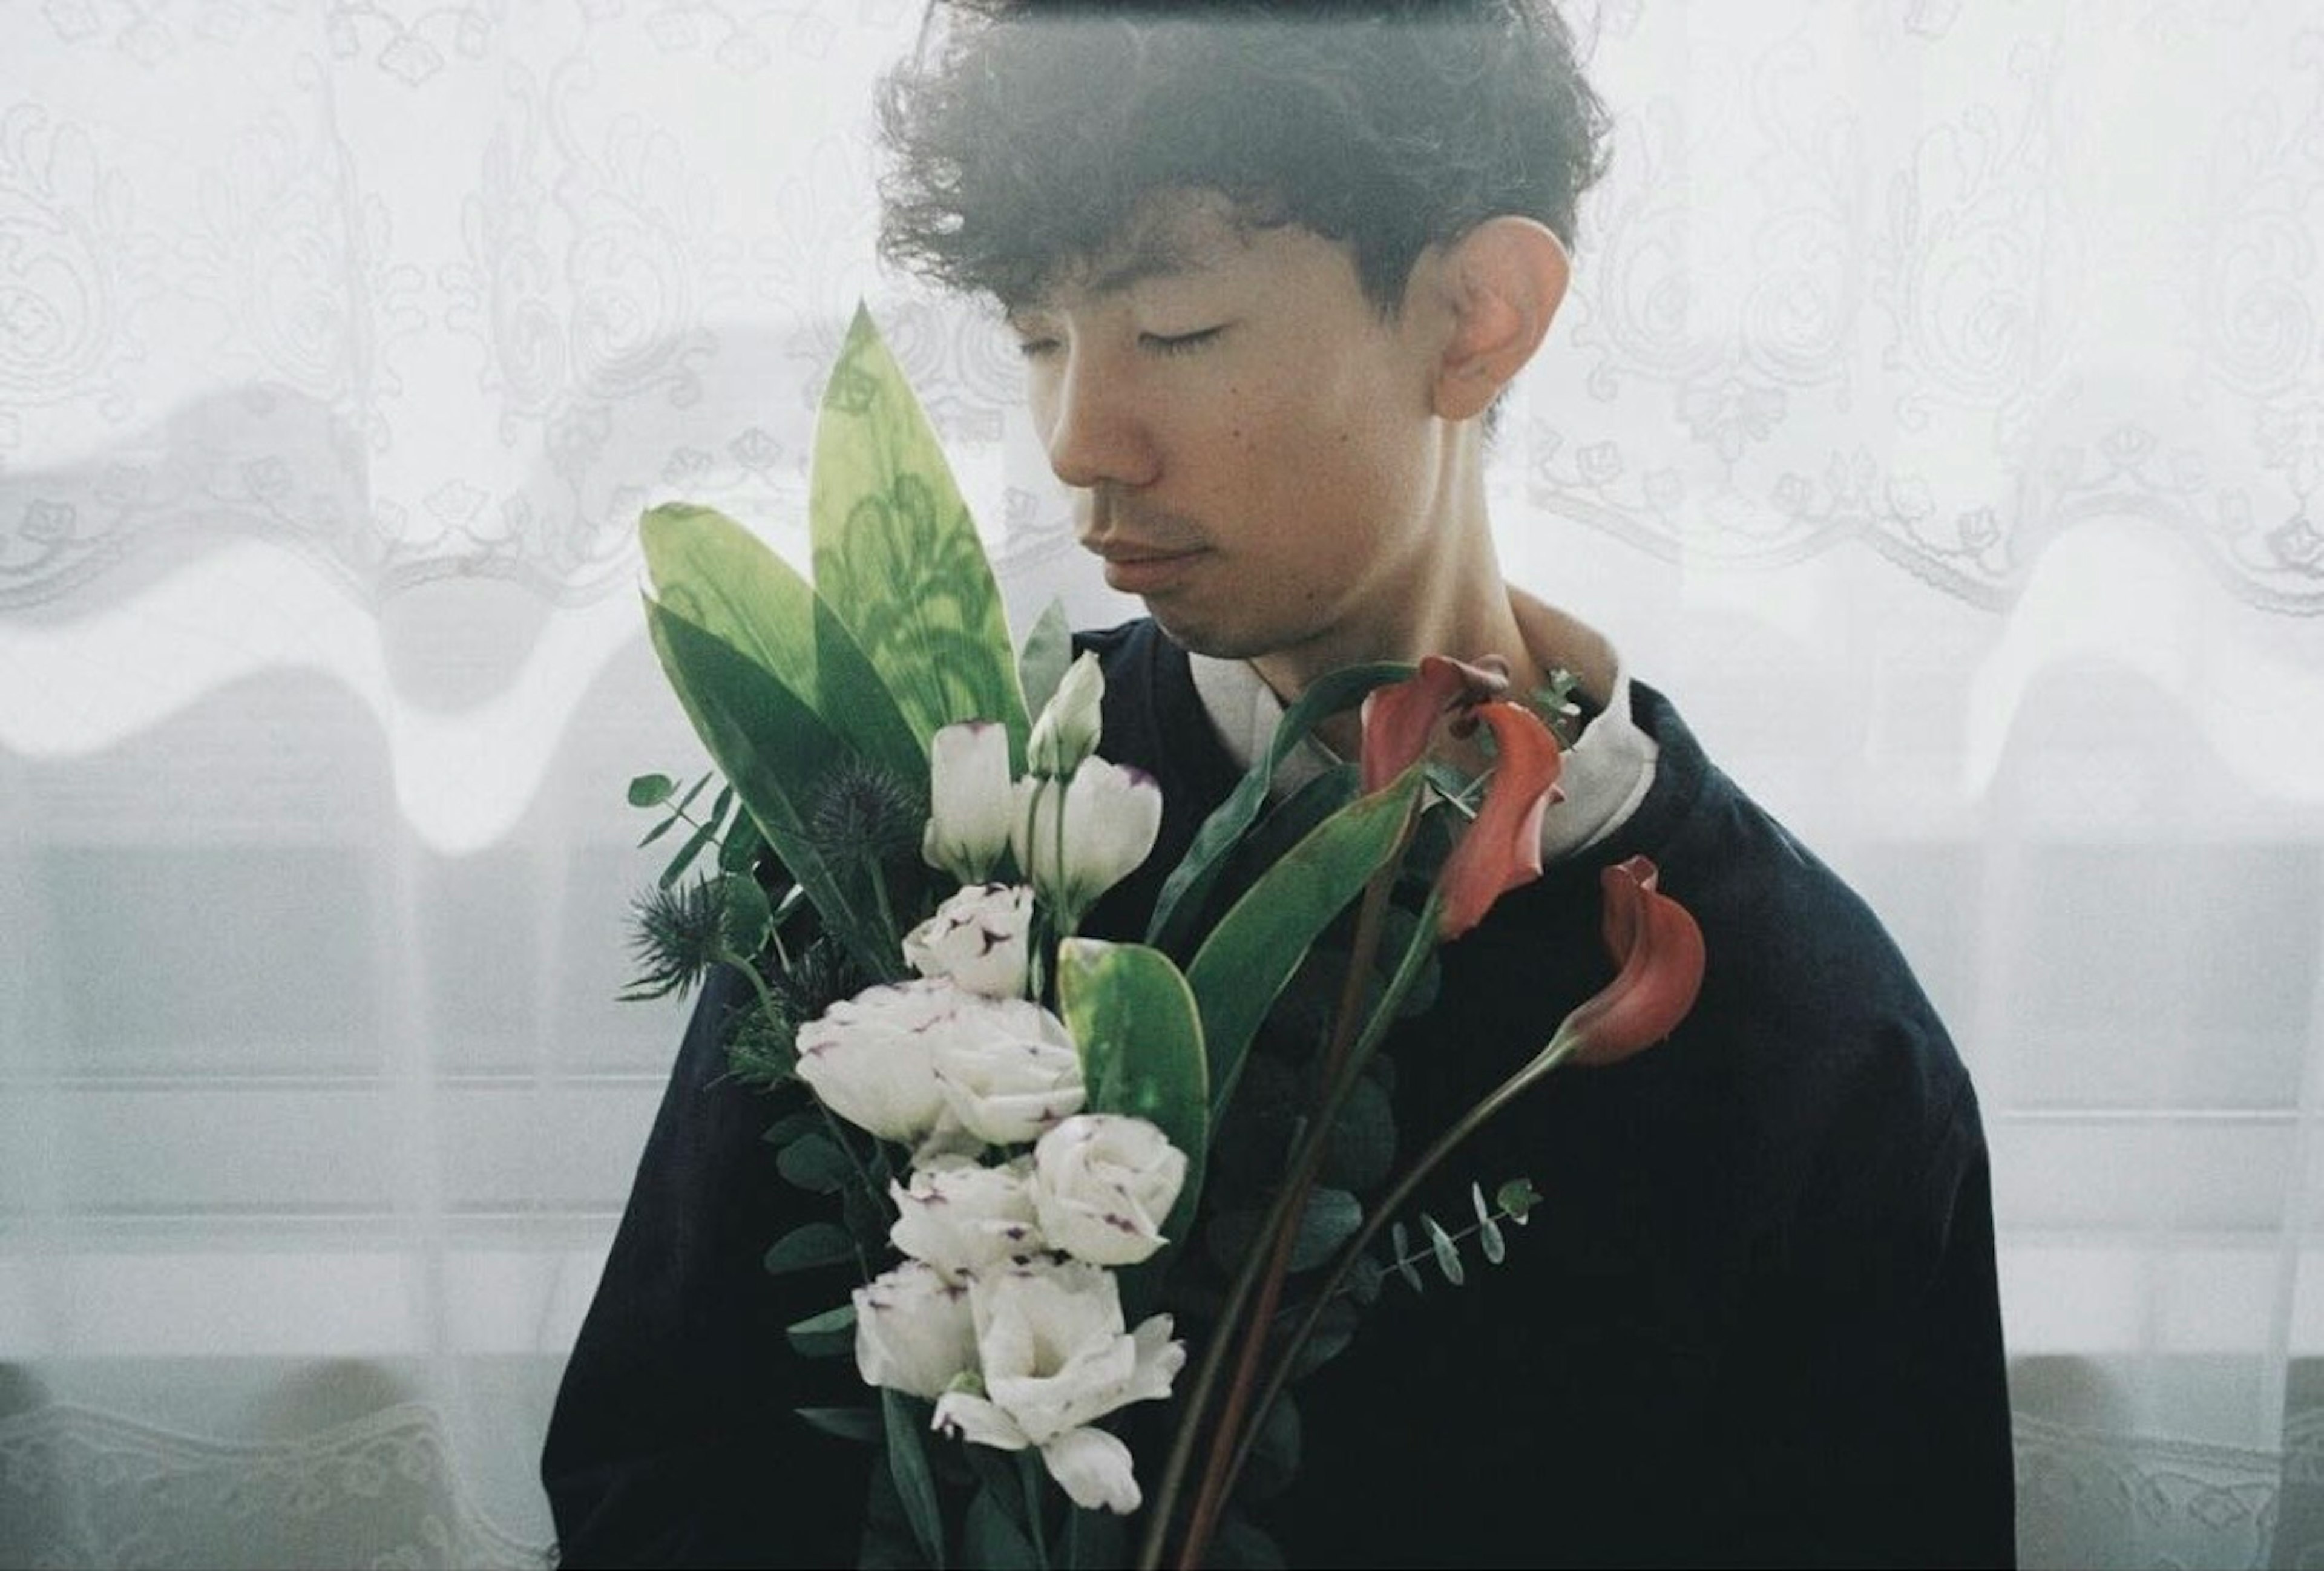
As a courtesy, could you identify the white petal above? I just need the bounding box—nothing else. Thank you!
[933,1390,1031,1452]
[1040,1425,1142,1514]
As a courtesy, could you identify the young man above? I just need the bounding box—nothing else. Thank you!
[544,4,2016,1565]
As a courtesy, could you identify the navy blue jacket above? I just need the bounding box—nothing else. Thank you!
[543,618,2015,1567]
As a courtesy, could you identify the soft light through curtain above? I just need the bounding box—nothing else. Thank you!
[2,3,2321,1566]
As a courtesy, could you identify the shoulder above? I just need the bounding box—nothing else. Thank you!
[1589,682,1981,1242]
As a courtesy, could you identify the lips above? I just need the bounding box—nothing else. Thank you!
[1087,537,1209,597]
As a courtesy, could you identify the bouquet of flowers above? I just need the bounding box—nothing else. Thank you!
[622,307,1705,1568]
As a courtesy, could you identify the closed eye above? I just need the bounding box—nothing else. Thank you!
[1140,326,1226,356]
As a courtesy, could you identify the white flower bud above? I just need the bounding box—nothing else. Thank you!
[1028,651,1105,778]
[853,1259,977,1401]
[1030,1115,1188,1267]
[922,721,1014,883]
[1011,760,1162,930]
[889,1156,1044,1277]
[902,883,1033,999]
[930,1000,1086,1147]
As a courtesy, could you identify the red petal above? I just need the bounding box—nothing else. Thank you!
[1435,702,1565,940]
[1357,657,1468,795]
[1566,856,1705,1066]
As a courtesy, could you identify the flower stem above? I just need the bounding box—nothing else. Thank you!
[1219,1028,1583,1500]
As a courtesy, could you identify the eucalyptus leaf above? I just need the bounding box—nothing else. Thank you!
[640,502,925,792]
[628,773,677,808]
[764,1221,857,1276]
[644,599,903,981]
[1146,661,1411,954]
[761,1109,824,1148]
[778,1132,854,1195]
[882,1389,948,1570]
[1480,1213,1508,1265]
[796,1405,883,1444]
[1183,771,1423,1126]
[1318,1074,1396,1193]
[964,1486,1040,1570]
[1241,1391,1302,1502]
[1289,1188,1362,1273]
[679,772,717,816]
[1423,1212,1465,1287]
[637,812,682,850]
[786,1303,856,1359]
[1055,939,1209,1301]
[1208,1514,1289,1571]
[1391,1219,1425,1293]
[1496,1176,1542,1224]
[1017,597,1074,725]
[658,818,721,890]
[810,305,1028,764]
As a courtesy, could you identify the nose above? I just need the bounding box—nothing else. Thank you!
[1038,344,1160,492]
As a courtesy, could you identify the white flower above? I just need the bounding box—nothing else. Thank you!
[1028,651,1105,778]
[930,999,1086,1147]
[1030,1115,1188,1268]
[923,721,1014,883]
[794,977,955,1143]
[890,1156,1044,1277]
[853,1259,977,1402]
[1011,759,1163,928]
[931,1257,1186,1513]
[903,883,1033,999]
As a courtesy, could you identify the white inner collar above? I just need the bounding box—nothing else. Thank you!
[1184,589,1659,862]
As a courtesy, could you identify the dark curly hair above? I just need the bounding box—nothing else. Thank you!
[876,0,1611,312]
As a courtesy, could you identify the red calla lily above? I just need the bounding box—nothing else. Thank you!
[1357,655,1511,795]
[1434,700,1565,940]
[1563,854,1705,1066]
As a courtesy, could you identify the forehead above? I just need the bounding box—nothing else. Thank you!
[1012,189,1276,312]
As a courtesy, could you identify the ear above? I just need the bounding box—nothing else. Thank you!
[1428,218,1572,422]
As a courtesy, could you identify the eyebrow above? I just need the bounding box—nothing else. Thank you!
[1008,231,1213,316]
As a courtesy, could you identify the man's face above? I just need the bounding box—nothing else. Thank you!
[1007,189,1456,671]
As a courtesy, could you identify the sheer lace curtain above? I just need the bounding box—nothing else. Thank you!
[1,2,2319,1566]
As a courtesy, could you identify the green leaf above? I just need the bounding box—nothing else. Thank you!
[678,772,717,816]
[1479,1212,1508,1265]
[644,599,903,981]
[1055,939,1209,1298]
[1390,1221,1425,1293]
[882,1389,948,1570]
[1241,1391,1302,1502]
[637,811,683,849]
[778,1132,854,1195]
[1318,1074,1395,1193]
[1423,1212,1465,1287]
[964,1486,1040,1570]
[1146,661,1411,954]
[640,502,927,792]
[719,871,773,956]
[1017,597,1074,726]
[1183,771,1424,1126]
[786,1303,856,1359]
[718,810,765,874]
[628,773,677,808]
[658,817,721,890]
[1496,1176,1542,1224]
[1347,1251,1386,1305]
[1288,1187,1361,1274]
[764,1222,858,1276]
[761,1109,824,1148]
[810,305,1029,764]
[796,1405,882,1444]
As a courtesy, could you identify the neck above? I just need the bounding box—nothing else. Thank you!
[1247,427,1548,758]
